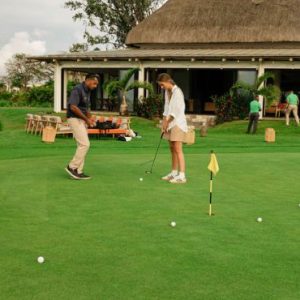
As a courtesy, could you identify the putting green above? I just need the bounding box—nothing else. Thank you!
[0,108,299,300]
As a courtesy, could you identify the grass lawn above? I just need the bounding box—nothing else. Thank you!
[0,108,299,300]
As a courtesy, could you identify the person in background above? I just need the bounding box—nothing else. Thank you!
[157,73,188,184]
[65,74,99,180]
[285,90,299,126]
[247,95,261,134]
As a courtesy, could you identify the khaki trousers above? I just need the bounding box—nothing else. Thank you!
[68,118,90,174]
[286,105,299,125]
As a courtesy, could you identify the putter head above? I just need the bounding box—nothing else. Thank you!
[145,170,152,174]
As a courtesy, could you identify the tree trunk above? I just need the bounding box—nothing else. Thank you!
[120,93,128,116]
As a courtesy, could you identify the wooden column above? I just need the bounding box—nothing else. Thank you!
[138,66,145,102]
[53,63,62,113]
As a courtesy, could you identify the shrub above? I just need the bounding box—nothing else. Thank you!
[0,81,54,107]
[212,90,253,124]
[27,81,54,106]
[136,94,164,119]
[212,93,235,124]
[0,100,11,107]
[10,92,29,107]
[67,80,78,97]
[0,91,13,101]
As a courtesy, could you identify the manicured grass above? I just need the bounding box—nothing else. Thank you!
[0,108,300,300]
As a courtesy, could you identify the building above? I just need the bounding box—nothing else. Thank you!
[31,0,300,116]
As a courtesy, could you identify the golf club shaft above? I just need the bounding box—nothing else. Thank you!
[149,132,164,173]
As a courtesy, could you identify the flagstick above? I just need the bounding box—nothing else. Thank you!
[209,171,213,216]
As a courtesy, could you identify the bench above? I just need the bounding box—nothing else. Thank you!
[88,116,131,138]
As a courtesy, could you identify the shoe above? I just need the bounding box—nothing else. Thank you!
[65,165,80,180]
[77,173,91,180]
[169,175,187,184]
[161,173,177,181]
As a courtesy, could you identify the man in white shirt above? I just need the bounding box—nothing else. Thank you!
[157,73,188,184]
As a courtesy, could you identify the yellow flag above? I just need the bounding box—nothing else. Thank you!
[208,153,219,176]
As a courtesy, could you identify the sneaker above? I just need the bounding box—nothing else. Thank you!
[169,175,187,184]
[161,173,177,181]
[77,173,91,180]
[65,165,80,180]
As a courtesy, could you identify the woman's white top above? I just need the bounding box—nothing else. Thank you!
[163,85,188,132]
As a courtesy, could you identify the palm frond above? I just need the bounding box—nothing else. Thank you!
[258,85,281,106]
[105,80,123,98]
[126,81,154,95]
[255,72,275,89]
[120,68,140,89]
[230,81,254,97]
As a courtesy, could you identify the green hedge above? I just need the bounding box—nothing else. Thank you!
[0,81,54,107]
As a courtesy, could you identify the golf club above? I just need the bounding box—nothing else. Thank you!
[145,132,164,174]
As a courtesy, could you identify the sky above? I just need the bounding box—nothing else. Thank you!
[0,0,86,75]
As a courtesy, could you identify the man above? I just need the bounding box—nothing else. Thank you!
[247,95,261,134]
[65,74,99,180]
[285,90,299,126]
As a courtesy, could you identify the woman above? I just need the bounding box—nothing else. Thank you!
[157,73,188,184]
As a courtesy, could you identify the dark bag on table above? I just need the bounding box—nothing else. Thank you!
[96,120,116,130]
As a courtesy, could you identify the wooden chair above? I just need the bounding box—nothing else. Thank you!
[32,115,43,135]
[275,103,288,117]
[25,114,34,133]
[204,102,216,113]
[41,115,52,127]
[264,100,278,116]
[48,116,72,135]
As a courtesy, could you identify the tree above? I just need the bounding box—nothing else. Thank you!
[5,53,54,90]
[104,68,154,115]
[0,80,6,92]
[65,0,166,48]
[69,43,89,52]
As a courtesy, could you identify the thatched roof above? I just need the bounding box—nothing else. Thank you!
[126,0,300,47]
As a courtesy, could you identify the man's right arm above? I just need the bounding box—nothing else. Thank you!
[68,89,91,126]
[70,105,91,126]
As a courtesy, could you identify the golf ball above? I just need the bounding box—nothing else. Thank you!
[139,178,144,182]
[170,221,176,227]
[257,217,263,223]
[37,256,45,264]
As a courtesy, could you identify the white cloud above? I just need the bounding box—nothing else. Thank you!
[33,29,49,39]
[0,32,46,75]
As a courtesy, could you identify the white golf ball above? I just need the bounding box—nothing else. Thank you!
[37,256,45,264]
[139,178,143,182]
[170,221,176,227]
[257,217,263,223]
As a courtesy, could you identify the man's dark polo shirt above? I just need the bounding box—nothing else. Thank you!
[67,82,91,118]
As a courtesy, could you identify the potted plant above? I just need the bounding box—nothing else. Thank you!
[104,68,154,116]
